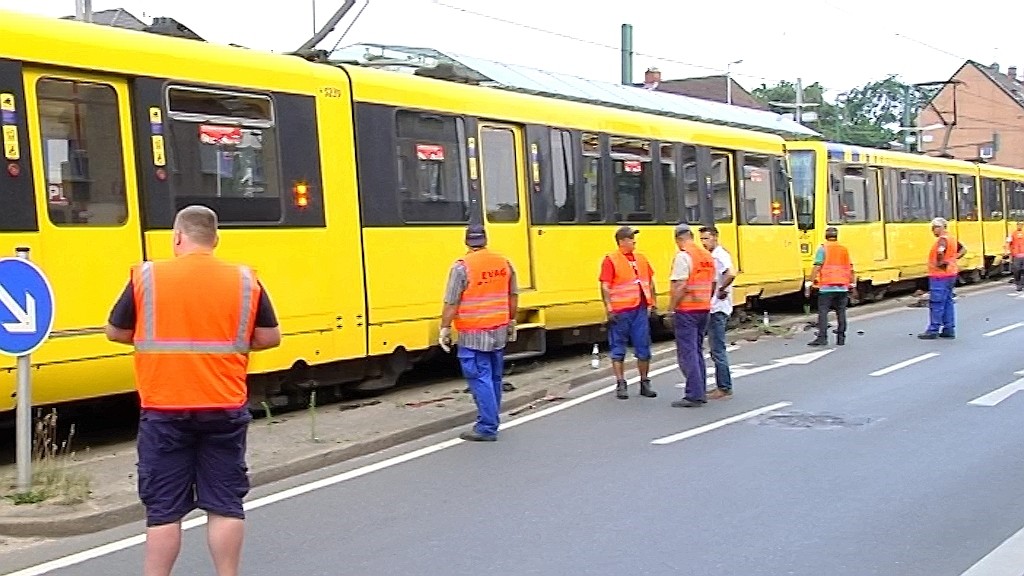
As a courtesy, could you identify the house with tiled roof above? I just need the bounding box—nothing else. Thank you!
[916,61,1024,168]
[634,68,769,111]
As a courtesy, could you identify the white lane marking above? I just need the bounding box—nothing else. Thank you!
[983,322,1024,337]
[959,523,1024,576]
[869,353,939,377]
[3,364,679,576]
[650,402,792,445]
[968,378,1024,407]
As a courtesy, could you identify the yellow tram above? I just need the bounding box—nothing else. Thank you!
[0,9,806,414]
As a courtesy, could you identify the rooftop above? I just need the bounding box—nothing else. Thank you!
[329,43,820,139]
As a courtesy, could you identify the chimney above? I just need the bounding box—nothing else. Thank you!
[1009,66,1018,81]
[644,67,661,89]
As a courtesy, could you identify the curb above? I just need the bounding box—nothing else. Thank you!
[0,389,548,538]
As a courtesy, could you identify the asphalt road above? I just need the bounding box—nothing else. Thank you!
[7,284,1024,576]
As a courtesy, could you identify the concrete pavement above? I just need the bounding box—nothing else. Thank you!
[4,283,1023,575]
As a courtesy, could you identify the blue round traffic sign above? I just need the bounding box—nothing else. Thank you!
[0,257,55,357]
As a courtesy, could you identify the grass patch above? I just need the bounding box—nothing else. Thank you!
[3,408,91,506]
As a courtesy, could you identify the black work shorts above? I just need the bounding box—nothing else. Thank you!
[136,407,252,527]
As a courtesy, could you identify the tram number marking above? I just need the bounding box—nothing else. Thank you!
[320,87,343,98]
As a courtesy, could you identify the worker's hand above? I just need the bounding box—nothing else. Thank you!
[606,309,618,324]
[717,288,729,301]
[438,327,452,353]
[507,320,518,343]
[850,287,859,301]
[938,261,948,270]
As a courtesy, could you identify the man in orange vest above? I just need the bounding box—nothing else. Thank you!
[439,224,518,442]
[919,217,966,339]
[599,225,658,400]
[104,205,281,576]
[806,227,856,347]
[668,223,717,408]
[1005,220,1024,291]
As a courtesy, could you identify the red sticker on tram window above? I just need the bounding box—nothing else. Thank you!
[416,144,445,161]
[199,125,242,145]
[624,160,642,173]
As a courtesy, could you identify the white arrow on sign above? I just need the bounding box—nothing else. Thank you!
[0,284,36,334]
[968,370,1024,407]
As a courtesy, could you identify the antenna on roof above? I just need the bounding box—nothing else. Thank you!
[295,0,357,54]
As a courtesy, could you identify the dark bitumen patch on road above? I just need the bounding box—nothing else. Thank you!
[757,411,876,430]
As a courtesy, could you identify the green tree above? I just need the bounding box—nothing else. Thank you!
[753,75,934,149]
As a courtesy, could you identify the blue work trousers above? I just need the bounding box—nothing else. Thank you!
[706,311,732,391]
[457,346,504,438]
[607,306,652,362]
[674,311,709,402]
[926,276,956,335]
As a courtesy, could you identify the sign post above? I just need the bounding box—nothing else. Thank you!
[0,248,55,493]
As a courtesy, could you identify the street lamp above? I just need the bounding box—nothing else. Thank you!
[726,59,743,105]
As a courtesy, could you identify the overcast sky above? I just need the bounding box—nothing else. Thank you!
[5,0,1020,100]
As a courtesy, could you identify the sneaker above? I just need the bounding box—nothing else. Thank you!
[939,332,956,339]
[917,332,938,340]
[671,398,706,408]
[707,388,732,400]
[807,339,827,347]
[459,431,497,442]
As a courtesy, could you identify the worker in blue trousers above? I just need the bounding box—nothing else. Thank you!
[919,217,965,340]
[438,224,519,441]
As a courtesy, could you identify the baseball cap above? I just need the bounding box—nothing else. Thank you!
[673,223,692,238]
[465,224,487,247]
[614,226,638,241]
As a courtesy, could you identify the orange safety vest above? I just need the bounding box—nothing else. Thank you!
[675,242,716,312]
[454,249,511,333]
[1009,231,1024,257]
[130,251,260,410]
[817,241,852,288]
[928,232,959,278]
[604,251,654,313]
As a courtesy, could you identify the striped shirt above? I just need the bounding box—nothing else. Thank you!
[444,259,519,352]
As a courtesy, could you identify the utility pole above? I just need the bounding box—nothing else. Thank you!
[902,84,914,152]
[620,24,633,86]
[769,77,819,125]
[725,59,743,105]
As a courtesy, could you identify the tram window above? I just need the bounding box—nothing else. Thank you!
[1007,181,1024,221]
[609,136,653,223]
[705,152,732,223]
[827,163,879,224]
[395,111,468,224]
[164,86,281,223]
[674,145,700,225]
[739,154,790,225]
[550,129,575,223]
[788,150,815,230]
[981,178,1003,221]
[894,170,931,223]
[581,132,602,222]
[955,175,978,221]
[480,127,519,223]
[37,78,127,227]
[661,144,679,224]
[934,174,953,220]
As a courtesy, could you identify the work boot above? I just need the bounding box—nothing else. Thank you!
[639,379,657,398]
[837,334,846,346]
[807,338,827,347]
[616,380,628,399]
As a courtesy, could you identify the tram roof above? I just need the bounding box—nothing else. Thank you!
[326,43,822,140]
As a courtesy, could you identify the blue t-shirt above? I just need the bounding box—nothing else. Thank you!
[813,246,849,293]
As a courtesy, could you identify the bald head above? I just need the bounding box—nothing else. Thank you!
[173,205,219,249]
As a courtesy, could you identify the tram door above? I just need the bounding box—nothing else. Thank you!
[475,123,534,290]
[22,70,144,343]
